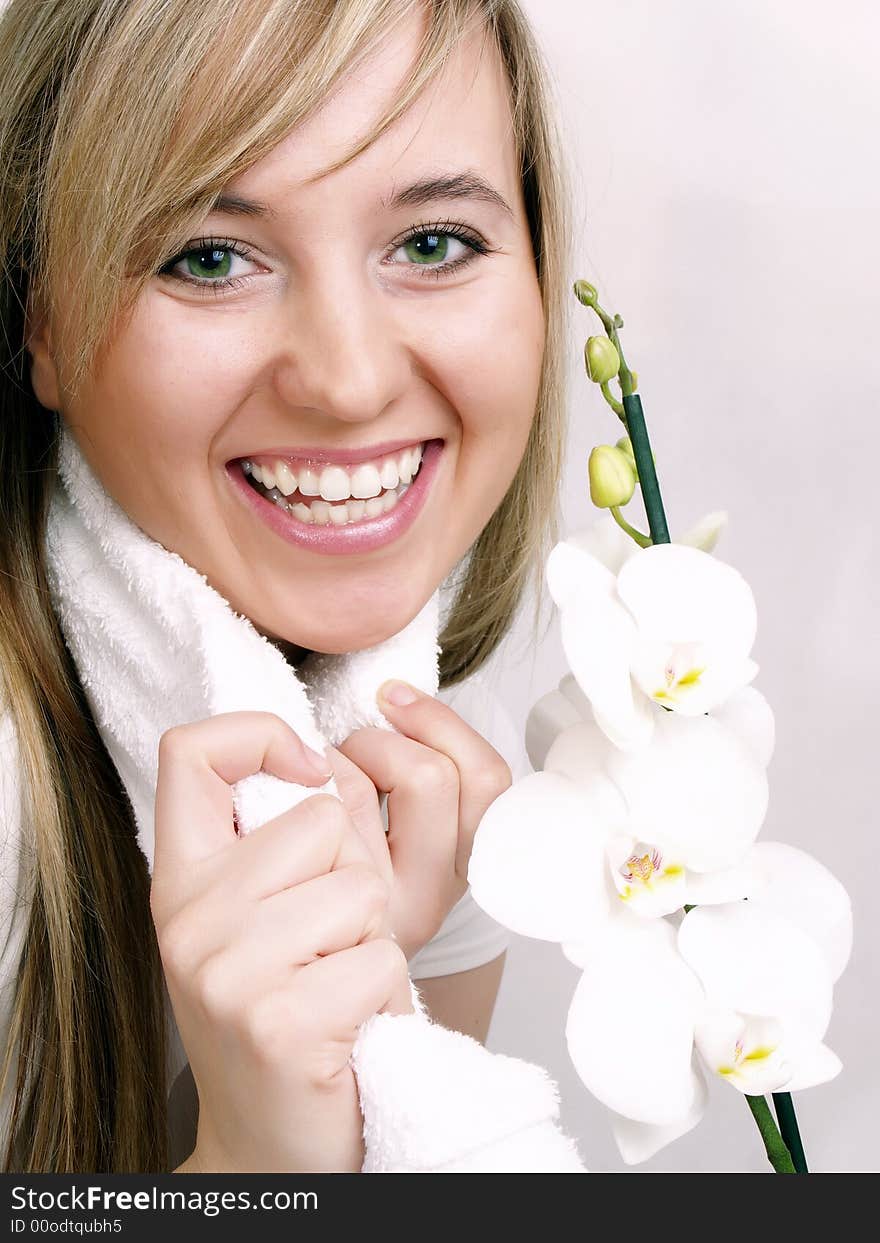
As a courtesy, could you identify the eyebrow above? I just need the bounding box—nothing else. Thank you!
[210,171,514,223]
[382,172,514,218]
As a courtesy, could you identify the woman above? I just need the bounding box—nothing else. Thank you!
[0,0,576,1172]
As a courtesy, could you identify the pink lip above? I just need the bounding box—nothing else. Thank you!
[226,438,444,556]
[236,437,431,469]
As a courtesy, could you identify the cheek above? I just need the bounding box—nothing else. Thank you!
[59,293,266,554]
[70,295,259,493]
[107,296,258,453]
[428,273,544,443]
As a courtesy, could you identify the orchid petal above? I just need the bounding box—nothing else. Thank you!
[524,689,582,771]
[558,582,655,752]
[616,544,757,667]
[565,915,705,1124]
[556,672,594,722]
[711,685,776,768]
[683,860,760,906]
[604,712,769,872]
[630,640,757,717]
[679,904,833,1042]
[566,516,643,576]
[678,510,728,553]
[746,842,853,982]
[561,940,589,968]
[545,538,616,611]
[609,1060,709,1164]
[543,719,615,784]
[784,1041,843,1091]
[468,771,614,943]
[694,1008,792,1094]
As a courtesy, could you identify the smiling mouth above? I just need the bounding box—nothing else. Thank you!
[239,440,431,526]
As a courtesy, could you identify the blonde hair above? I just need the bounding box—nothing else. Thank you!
[0,0,572,1170]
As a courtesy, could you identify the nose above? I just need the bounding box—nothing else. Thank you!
[272,270,410,427]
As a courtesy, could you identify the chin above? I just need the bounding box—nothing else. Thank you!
[283,590,434,656]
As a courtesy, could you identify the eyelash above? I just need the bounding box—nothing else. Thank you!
[158,220,494,296]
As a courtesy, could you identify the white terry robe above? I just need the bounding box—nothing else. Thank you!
[37,423,587,1174]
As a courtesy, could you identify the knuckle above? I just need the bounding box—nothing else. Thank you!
[156,909,200,979]
[369,936,410,985]
[157,723,189,762]
[348,863,390,916]
[476,755,513,800]
[192,953,235,1021]
[415,752,459,798]
[301,790,348,829]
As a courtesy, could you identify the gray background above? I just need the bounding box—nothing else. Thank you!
[483,0,879,1172]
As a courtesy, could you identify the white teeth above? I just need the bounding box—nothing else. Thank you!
[246,441,426,527]
[298,466,321,496]
[379,457,400,490]
[246,442,425,499]
[350,462,383,499]
[275,461,298,496]
[398,450,413,486]
[319,465,352,502]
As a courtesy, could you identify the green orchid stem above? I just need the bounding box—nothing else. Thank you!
[600,379,625,418]
[609,505,651,548]
[773,1093,809,1173]
[621,393,670,546]
[746,1096,796,1173]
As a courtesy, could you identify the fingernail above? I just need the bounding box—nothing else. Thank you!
[378,679,419,707]
[302,741,333,777]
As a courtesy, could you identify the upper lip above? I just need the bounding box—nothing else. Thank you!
[234,436,440,468]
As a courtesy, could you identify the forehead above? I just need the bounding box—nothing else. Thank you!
[226,17,520,215]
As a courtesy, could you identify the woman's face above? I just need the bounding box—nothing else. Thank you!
[30,20,545,657]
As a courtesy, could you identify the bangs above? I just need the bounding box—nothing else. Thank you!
[37,0,490,395]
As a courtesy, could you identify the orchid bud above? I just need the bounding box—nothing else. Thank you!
[573,279,598,308]
[630,370,639,391]
[616,435,637,474]
[584,335,620,384]
[616,434,655,481]
[589,444,636,508]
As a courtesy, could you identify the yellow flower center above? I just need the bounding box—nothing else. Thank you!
[621,850,661,884]
[654,664,705,702]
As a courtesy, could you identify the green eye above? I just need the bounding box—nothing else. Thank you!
[184,248,234,279]
[403,233,450,264]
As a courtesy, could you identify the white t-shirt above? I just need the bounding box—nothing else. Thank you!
[0,656,531,1156]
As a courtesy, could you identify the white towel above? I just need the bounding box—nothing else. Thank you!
[45,423,587,1174]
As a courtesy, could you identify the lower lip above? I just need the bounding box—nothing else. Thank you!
[226,439,444,556]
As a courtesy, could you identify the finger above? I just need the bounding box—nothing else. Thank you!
[335,727,458,929]
[230,792,376,901]
[154,711,333,871]
[295,938,414,1028]
[324,745,393,886]
[215,862,393,993]
[375,681,513,875]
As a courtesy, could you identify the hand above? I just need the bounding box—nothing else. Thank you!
[150,711,413,1173]
[328,680,513,961]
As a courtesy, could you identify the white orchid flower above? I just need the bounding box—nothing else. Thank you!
[467,680,772,1158]
[545,512,758,751]
[679,842,852,1096]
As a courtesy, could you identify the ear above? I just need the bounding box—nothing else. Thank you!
[24,292,62,412]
